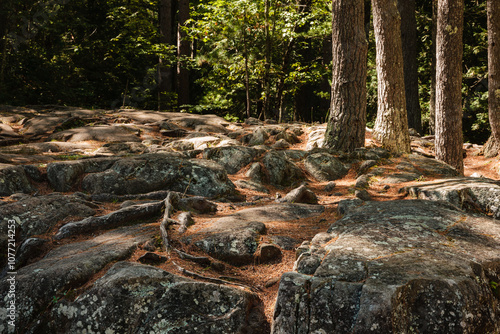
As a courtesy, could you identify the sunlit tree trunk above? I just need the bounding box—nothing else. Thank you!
[177,0,190,107]
[397,0,421,134]
[324,0,367,152]
[435,0,464,174]
[371,0,411,153]
[484,0,500,157]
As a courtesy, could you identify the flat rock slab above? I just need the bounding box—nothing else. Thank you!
[119,110,233,133]
[183,204,324,265]
[375,154,459,184]
[0,141,101,155]
[408,177,500,218]
[46,261,268,333]
[0,193,96,266]
[0,225,154,333]
[218,203,325,224]
[272,200,500,334]
[48,125,142,142]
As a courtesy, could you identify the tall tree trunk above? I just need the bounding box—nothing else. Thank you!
[263,0,271,120]
[324,0,367,152]
[397,0,421,134]
[371,0,411,153]
[158,0,175,111]
[177,0,190,107]
[243,7,251,119]
[435,0,464,174]
[429,0,438,134]
[484,0,500,157]
[294,0,314,123]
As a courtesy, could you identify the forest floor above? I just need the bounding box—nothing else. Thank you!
[2,107,499,324]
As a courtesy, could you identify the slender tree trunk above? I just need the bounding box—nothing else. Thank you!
[371,0,411,153]
[243,7,251,119]
[397,0,421,134]
[294,0,314,123]
[177,0,190,107]
[364,0,371,40]
[158,0,175,111]
[429,0,438,134]
[263,0,271,120]
[276,38,295,122]
[324,0,367,152]
[484,0,500,157]
[435,0,464,174]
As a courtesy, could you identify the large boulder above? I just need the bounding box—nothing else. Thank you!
[203,146,261,174]
[272,200,500,334]
[408,177,500,219]
[262,150,305,187]
[304,152,348,181]
[47,261,268,333]
[0,225,155,333]
[78,154,236,198]
[0,164,35,196]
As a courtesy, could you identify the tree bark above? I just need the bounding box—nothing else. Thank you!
[435,0,464,174]
[177,0,190,107]
[263,0,271,120]
[397,0,421,134]
[429,0,438,134]
[324,0,367,152]
[484,0,500,157]
[243,7,251,119]
[371,0,411,153]
[294,0,314,123]
[158,0,175,111]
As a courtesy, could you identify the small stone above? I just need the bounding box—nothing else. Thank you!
[256,243,282,263]
[355,175,370,189]
[324,181,337,192]
[296,241,310,259]
[278,185,318,205]
[355,189,372,201]
[142,240,157,252]
[264,277,281,288]
[272,139,291,149]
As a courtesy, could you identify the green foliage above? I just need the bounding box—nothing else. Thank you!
[0,0,493,141]
[189,0,331,121]
[0,0,174,108]
[414,0,489,142]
